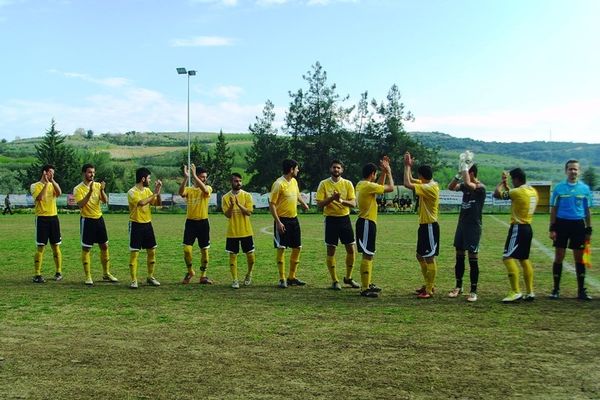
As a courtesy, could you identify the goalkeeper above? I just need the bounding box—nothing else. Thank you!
[447,151,486,302]
[548,159,593,300]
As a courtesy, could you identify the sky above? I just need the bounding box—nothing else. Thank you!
[1,0,599,143]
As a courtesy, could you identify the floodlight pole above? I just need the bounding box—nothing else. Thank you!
[177,67,196,186]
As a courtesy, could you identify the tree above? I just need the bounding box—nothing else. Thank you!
[245,100,289,192]
[284,62,354,190]
[22,119,80,193]
[210,130,234,193]
[86,130,94,139]
[582,166,597,190]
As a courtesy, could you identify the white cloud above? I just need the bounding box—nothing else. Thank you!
[213,85,244,100]
[170,36,234,47]
[256,0,289,5]
[49,70,131,88]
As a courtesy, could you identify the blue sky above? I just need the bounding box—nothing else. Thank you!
[1,0,599,143]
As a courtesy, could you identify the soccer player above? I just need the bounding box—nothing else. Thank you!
[447,162,486,302]
[31,164,63,283]
[316,159,360,290]
[222,173,255,289]
[73,164,118,285]
[548,159,593,300]
[403,152,440,299]
[355,157,394,298]
[127,167,162,289]
[179,164,213,284]
[493,168,539,302]
[269,159,310,288]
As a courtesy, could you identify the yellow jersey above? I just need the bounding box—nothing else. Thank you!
[270,176,300,218]
[316,177,355,217]
[128,186,156,223]
[506,185,538,224]
[356,180,384,222]
[183,185,213,220]
[222,190,254,238]
[414,180,440,224]
[30,182,58,217]
[73,182,103,219]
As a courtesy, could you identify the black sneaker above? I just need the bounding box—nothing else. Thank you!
[368,283,382,293]
[287,278,306,286]
[32,275,45,283]
[578,288,592,301]
[360,290,378,298]
[548,289,560,300]
[54,272,63,281]
[343,277,360,288]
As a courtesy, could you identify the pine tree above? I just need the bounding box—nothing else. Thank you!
[210,130,233,193]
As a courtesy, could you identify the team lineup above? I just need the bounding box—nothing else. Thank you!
[30,152,593,301]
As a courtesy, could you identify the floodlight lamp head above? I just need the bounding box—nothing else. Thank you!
[188,70,196,76]
[176,67,187,74]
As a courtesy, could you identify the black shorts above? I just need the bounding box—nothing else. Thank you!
[325,215,355,246]
[35,216,61,246]
[503,224,532,259]
[553,218,586,250]
[183,218,210,249]
[274,217,301,249]
[226,236,255,254]
[356,218,376,255]
[129,221,157,251]
[453,223,481,253]
[80,216,108,248]
[417,222,440,257]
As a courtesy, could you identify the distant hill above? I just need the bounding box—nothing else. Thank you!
[410,131,600,167]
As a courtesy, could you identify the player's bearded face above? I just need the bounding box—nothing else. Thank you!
[330,164,342,177]
[232,178,242,190]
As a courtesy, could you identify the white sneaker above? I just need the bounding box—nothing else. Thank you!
[502,291,522,303]
[146,277,161,286]
[523,293,535,302]
[466,292,478,302]
[129,281,138,289]
[448,287,462,298]
[231,280,240,289]
[244,274,252,286]
[84,277,94,286]
[103,273,119,283]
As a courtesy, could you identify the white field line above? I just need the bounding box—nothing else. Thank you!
[489,215,599,289]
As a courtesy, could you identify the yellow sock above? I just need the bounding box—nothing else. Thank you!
[521,259,534,294]
[229,253,238,281]
[360,258,371,290]
[129,251,139,282]
[326,255,338,282]
[246,252,255,276]
[200,248,209,277]
[276,248,286,280]
[425,260,437,294]
[289,248,300,280]
[147,248,156,277]
[82,250,92,279]
[418,258,428,284]
[183,245,194,273]
[503,258,520,292]
[34,246,44,275]
[345,252,355,279]
[51,244,62,274]
[100,248,110,275]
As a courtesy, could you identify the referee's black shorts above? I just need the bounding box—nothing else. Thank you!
[553,218,586,250]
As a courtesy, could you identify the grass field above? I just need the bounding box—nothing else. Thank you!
[1,213,599,399]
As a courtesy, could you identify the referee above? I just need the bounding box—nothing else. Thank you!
[549,159,593,300]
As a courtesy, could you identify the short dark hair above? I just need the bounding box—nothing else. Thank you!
[136,167,151,183]
[196,167,208,175]
[330,159,344,168]
[362,163,377,179]
[282,159,298,175]
[565,159,579,170]
[82,163,95,173]
[469,164,478,177]
[41,164,55,173]
[231,172,242,180]
[510,168,526,183]
[417,165,433,180]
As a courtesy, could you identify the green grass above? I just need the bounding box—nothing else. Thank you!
[1,213,599,399]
